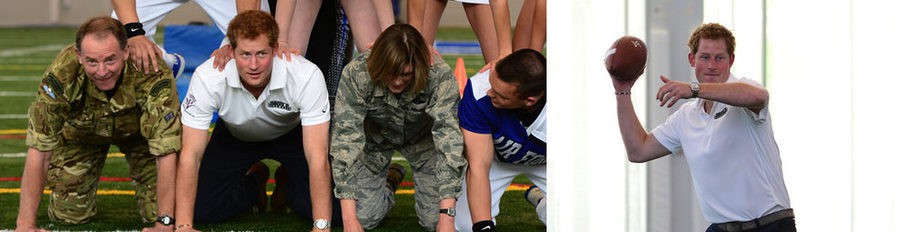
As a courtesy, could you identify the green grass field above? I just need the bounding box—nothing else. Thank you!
[0,27,544,231]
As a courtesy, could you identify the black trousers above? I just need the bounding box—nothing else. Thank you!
[193,120,342,224]
[706,217,796,232]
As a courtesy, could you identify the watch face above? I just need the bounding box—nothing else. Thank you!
[158,215,174,225]
[314,219,329,229]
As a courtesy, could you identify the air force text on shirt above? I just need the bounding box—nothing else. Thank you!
[494,136,545,165]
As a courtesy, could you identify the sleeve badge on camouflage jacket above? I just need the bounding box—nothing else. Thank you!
[42,84,56,99]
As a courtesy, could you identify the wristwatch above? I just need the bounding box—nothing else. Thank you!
[439,208,456,217]
[156,214,175,226]
[689,81,700,98]
[313,218,331,230]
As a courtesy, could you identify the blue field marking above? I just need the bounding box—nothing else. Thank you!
[434,41,482,55]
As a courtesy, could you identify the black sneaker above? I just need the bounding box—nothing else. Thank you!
[524,185,544,207]
[386,163,406,192]
[245,162,270,213]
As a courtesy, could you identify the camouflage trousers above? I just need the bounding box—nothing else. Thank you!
[46,137,158,224]
[354,138,444,231]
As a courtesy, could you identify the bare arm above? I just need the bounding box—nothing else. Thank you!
[111,0,163,74]
[175,126,209,231]
[657,75,768,114]
[611,76,671,163]
[339,199,363,232]
[462,129,494,225]
[143,152,177,232]
[15,148,52,232]
[436,198,457,232]
[301,122,333,231]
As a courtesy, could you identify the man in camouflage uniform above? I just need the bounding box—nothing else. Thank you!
[330,24,466,232]
[16,16,180,232]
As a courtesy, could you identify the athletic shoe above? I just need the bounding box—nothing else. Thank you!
[170,53,185,80]
[270,165,289,213]
[386,163,406,192]
[524,185,544,207]
[245,162,270,213]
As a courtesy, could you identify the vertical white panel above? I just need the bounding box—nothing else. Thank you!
[703,0,764,84]
[767,0,852,231]
[851,1,900,231]
[548,0,628,231]
[626,0,649,232]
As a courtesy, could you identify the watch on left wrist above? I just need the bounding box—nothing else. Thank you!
[314,218,331,230]
[157,214,175,226]
[439,208,456,217]
[690,81,700,98]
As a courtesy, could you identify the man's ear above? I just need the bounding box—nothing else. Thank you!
[688,52,696,68]
[523,92,545,107]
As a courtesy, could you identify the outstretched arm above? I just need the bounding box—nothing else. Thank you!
[15,148,52,232]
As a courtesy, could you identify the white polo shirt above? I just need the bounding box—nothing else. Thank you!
[181,54,330,142]
[650,75,790,223]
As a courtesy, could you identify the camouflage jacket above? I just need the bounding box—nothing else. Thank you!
[25,44,181,156]
[330,52,466,200]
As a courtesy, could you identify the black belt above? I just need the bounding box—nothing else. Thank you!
[713,209,794,232]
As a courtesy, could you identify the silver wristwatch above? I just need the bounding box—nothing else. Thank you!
[314,218,331,230]
[690,81,700,98]
[439,208,456,217]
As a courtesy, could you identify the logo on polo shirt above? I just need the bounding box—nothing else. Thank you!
[268,100,292,111]
[714,107,728,119]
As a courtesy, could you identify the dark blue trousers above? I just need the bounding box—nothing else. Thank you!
[193,120,342,224]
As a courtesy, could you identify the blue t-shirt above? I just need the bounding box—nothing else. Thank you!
[458,71,546,165]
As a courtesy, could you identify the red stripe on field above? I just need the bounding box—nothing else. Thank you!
[0,135,25,139]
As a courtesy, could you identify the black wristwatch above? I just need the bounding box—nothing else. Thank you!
[157,214,175,226]
[439,208,456,217]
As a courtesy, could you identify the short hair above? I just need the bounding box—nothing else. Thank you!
[494,49,546,98]
[687,23,736,56]
[367,24,430,94]
[227,10,278,49]
[75,16,127,52]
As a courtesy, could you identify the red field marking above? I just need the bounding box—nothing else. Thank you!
[0,135,25,139]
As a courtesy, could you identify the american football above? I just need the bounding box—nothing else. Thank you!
[605,35,648,81]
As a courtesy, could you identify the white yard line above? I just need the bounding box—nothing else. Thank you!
[0,44,66,57]
[0,114,27,119]
[0,76,40,81]
[0,91,32,97]
[0,152,25,158]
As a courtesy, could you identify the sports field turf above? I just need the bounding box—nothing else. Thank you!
[0,27,544,231]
